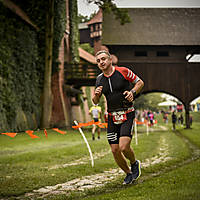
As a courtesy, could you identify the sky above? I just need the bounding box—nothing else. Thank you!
[78,0,200,16]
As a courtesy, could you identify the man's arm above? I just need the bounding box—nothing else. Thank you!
[124,79,144,102]
[131,79,144,96]
[92,86,103,104]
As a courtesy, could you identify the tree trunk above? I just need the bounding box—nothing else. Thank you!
[41,0,54,128]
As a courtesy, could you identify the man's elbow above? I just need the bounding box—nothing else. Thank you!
[139,79,144,89]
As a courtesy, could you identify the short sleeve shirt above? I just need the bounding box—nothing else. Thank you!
[95,66,140,112]
[89,106,101,119]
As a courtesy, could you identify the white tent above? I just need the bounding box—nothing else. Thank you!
[190,96,200,105]
[158,101,177,106]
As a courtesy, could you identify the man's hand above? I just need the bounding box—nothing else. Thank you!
[93,86,103,104]
[123,91,134,102]
[94,86,103,97]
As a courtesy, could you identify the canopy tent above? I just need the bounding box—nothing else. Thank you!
[158,101,177,106]
[190,97,200,105]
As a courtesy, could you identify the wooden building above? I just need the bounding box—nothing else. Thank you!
[102,8,200,128]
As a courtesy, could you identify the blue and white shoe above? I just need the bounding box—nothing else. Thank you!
[123,173,134,184]
[131,160,141,180]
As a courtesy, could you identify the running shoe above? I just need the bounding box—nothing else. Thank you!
[123,173,134,184]
[131,160,141,180]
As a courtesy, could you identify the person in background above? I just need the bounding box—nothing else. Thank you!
[149,111,154,126]
[92,50,144,185]
[89,104,102,140]
[172,111,177,130]
[178,114,184,126]
[190,115,193,126]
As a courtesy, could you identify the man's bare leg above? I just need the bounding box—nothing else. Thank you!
[97,127,100,139]
[119,137,136,164]
[92,125,96,140]
[110,144,131,174]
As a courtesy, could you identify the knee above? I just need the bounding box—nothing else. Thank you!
[119,144,129,153]
[111,146,120,155]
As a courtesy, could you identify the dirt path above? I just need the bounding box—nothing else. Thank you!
[47,150,111,170]
[23,131,172,199]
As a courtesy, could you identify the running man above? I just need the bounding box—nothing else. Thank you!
[92,50,144,184]
[89,104,102,140]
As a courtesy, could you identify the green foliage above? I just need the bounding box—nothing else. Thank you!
[69,0,80,64]
[86,87,93,109]
[53,0,66,72]
[78,11,97,23]
[87,0,131,25]
[80,43,94,55]
[0,4,41,132]
[0,0,66,132]
[134,92,165,112]
[78,14,90,23]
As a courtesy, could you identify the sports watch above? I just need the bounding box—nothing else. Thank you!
[131,90,137,98]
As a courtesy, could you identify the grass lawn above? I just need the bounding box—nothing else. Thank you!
[0,112,200,199]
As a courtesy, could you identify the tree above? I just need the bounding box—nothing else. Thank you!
[134,93,165,112]
[41,0,54,128]
[69,0,80,64]
[87,0,131,25]
[78,11,98,23]
[80,43,94,55]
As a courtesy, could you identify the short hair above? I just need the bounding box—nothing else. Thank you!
[95,50,111,58]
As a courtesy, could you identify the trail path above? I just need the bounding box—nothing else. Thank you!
[24,127,171,199]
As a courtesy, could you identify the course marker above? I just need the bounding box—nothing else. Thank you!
[74,120,94,167]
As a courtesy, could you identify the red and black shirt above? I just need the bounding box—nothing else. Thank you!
[95,66,140,112]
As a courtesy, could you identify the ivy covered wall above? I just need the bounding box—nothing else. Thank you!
[69,0,80,64]
[0,0,66,132]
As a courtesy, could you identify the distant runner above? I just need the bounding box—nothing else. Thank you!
[89,104,102,140]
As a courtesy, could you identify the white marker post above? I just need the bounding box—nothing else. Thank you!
[146,121,149,136]
[74,120,94,167]
[134,119,138,145]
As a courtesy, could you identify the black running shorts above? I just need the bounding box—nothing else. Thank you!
[107,111,135,144]
[93,118,99,122]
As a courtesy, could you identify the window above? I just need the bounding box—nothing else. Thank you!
[90,25,93,32]
[95,24,98,31]
[157,51,169,57]
[135,51,147,57]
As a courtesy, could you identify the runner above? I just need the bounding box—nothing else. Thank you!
[89,104,102,140]
[92,50,144,184]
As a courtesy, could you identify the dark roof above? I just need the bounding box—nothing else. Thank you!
[102,8,200,45]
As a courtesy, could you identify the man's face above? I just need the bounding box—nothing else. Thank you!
[96,53,112,71]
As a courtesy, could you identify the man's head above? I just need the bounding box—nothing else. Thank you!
[95,50,112,71]
[95,50,111,58]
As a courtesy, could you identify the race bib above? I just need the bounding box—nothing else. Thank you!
[112,111,127,124]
